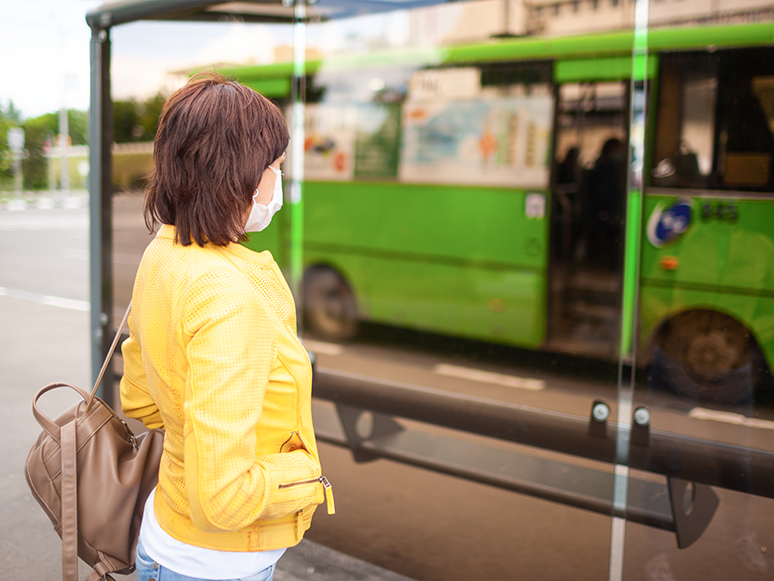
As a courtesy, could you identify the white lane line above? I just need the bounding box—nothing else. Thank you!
[302,339,344,356]
[0,215,88,231]
[0,287,89,312]
[434,363,545,391]
[689,408,774,431]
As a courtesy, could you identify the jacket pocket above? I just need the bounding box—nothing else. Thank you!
[279,475,335,516]
[256,446,335,520]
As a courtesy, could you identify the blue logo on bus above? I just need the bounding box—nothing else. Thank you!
[647,198,693,248]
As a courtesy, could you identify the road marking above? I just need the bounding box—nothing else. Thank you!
[689,408,774,431]
[0,287,89,312]
[0,215,88,231]
[302,339,344,356]
[433,363,545,391]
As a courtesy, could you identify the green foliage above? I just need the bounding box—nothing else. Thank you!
[139,92,166,140]
[1,100,22,124]
[114,98,141,143]
[0,100,21,188]
[26,109,88,147]
[22,115,54,190]
[0,91,166,191]
[114,92,167,143]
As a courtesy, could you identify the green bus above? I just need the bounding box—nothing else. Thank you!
[225,22,774,404]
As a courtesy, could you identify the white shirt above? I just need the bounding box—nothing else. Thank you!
[140,488,286,580]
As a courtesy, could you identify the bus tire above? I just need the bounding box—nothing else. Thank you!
[302,267,358,341]
[648,310,757,404]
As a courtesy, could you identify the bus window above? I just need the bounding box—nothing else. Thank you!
[652,54,717,188]
[653,49,774,192]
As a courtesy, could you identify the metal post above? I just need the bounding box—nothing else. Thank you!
[610,0,649,578]
[8,127,24,198]
[288,0,307,302]
[88,23,114,404]
[59,105,70,195]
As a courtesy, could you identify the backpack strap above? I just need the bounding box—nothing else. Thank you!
[59,302,132,581]
[60,419,79,581]
[85,562,116,581]
[86,302,132,412]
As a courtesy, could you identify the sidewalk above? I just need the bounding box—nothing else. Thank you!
[0,295,412,580]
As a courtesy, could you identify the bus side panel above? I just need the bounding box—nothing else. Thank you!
[639,195,774,366]
[641,196,774,291]
[303,181,547,269]
[303,249,547,349]
[303,180,549,347]
[242,216,284,259]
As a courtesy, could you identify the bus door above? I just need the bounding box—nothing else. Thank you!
[546,79,629,358]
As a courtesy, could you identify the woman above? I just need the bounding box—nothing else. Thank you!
[120,73,333,581]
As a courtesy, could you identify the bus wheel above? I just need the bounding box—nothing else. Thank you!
[649,310,756,404]
[302,267,358,341]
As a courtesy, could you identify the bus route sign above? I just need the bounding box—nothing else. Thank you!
[646,198,693,248]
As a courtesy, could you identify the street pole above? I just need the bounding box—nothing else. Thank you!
[7,127,24,198]
[59,106,70,196]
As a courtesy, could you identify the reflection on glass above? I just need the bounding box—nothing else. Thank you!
[107,2,774,579]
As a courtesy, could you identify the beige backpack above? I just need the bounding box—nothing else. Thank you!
[25,304,164,581]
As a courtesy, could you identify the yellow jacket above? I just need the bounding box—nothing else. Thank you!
[120,225,331,552]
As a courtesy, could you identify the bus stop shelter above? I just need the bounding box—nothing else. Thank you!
[84,0,448,392]
[82,4,774,579]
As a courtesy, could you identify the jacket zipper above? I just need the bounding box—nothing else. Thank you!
[279,475,335,515]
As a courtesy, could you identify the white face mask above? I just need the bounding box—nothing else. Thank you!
[244,165,283,233]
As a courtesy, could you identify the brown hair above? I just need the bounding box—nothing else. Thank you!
[144,72,289,246]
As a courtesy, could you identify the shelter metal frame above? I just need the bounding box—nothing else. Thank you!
[86,0,774,555]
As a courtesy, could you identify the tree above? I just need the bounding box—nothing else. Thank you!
[21,116,53,190]
[1,100,22,124]
[28,109,88,146]
[0,100,22,189]
[138,92,166,140]
[16,109,88,190]
[113,98,141,143]
[114,92,167,143]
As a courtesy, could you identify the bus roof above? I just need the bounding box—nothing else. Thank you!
[220,21,774,85]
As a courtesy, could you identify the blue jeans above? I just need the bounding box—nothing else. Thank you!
[135,538,276,581]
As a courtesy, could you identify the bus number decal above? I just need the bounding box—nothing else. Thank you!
[700,202,738,223]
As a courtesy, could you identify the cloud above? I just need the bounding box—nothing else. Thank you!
[0,0,101,118]
[110,21,290,101]
[196,22,280,66]
[111,55,188,101]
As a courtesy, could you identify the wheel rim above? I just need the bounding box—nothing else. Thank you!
[304,269,358,340]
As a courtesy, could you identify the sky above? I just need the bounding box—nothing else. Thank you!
[0,0,438,122]
[0,1,101,119]
[0,0,292,120]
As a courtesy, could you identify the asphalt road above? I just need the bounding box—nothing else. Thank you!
[3,197,774,580]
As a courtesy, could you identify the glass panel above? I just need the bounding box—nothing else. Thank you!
[630,1,774,579]
[108,3,774,580]
[253,2,636,579]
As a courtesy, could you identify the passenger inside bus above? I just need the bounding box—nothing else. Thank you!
[583,137,626,271]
